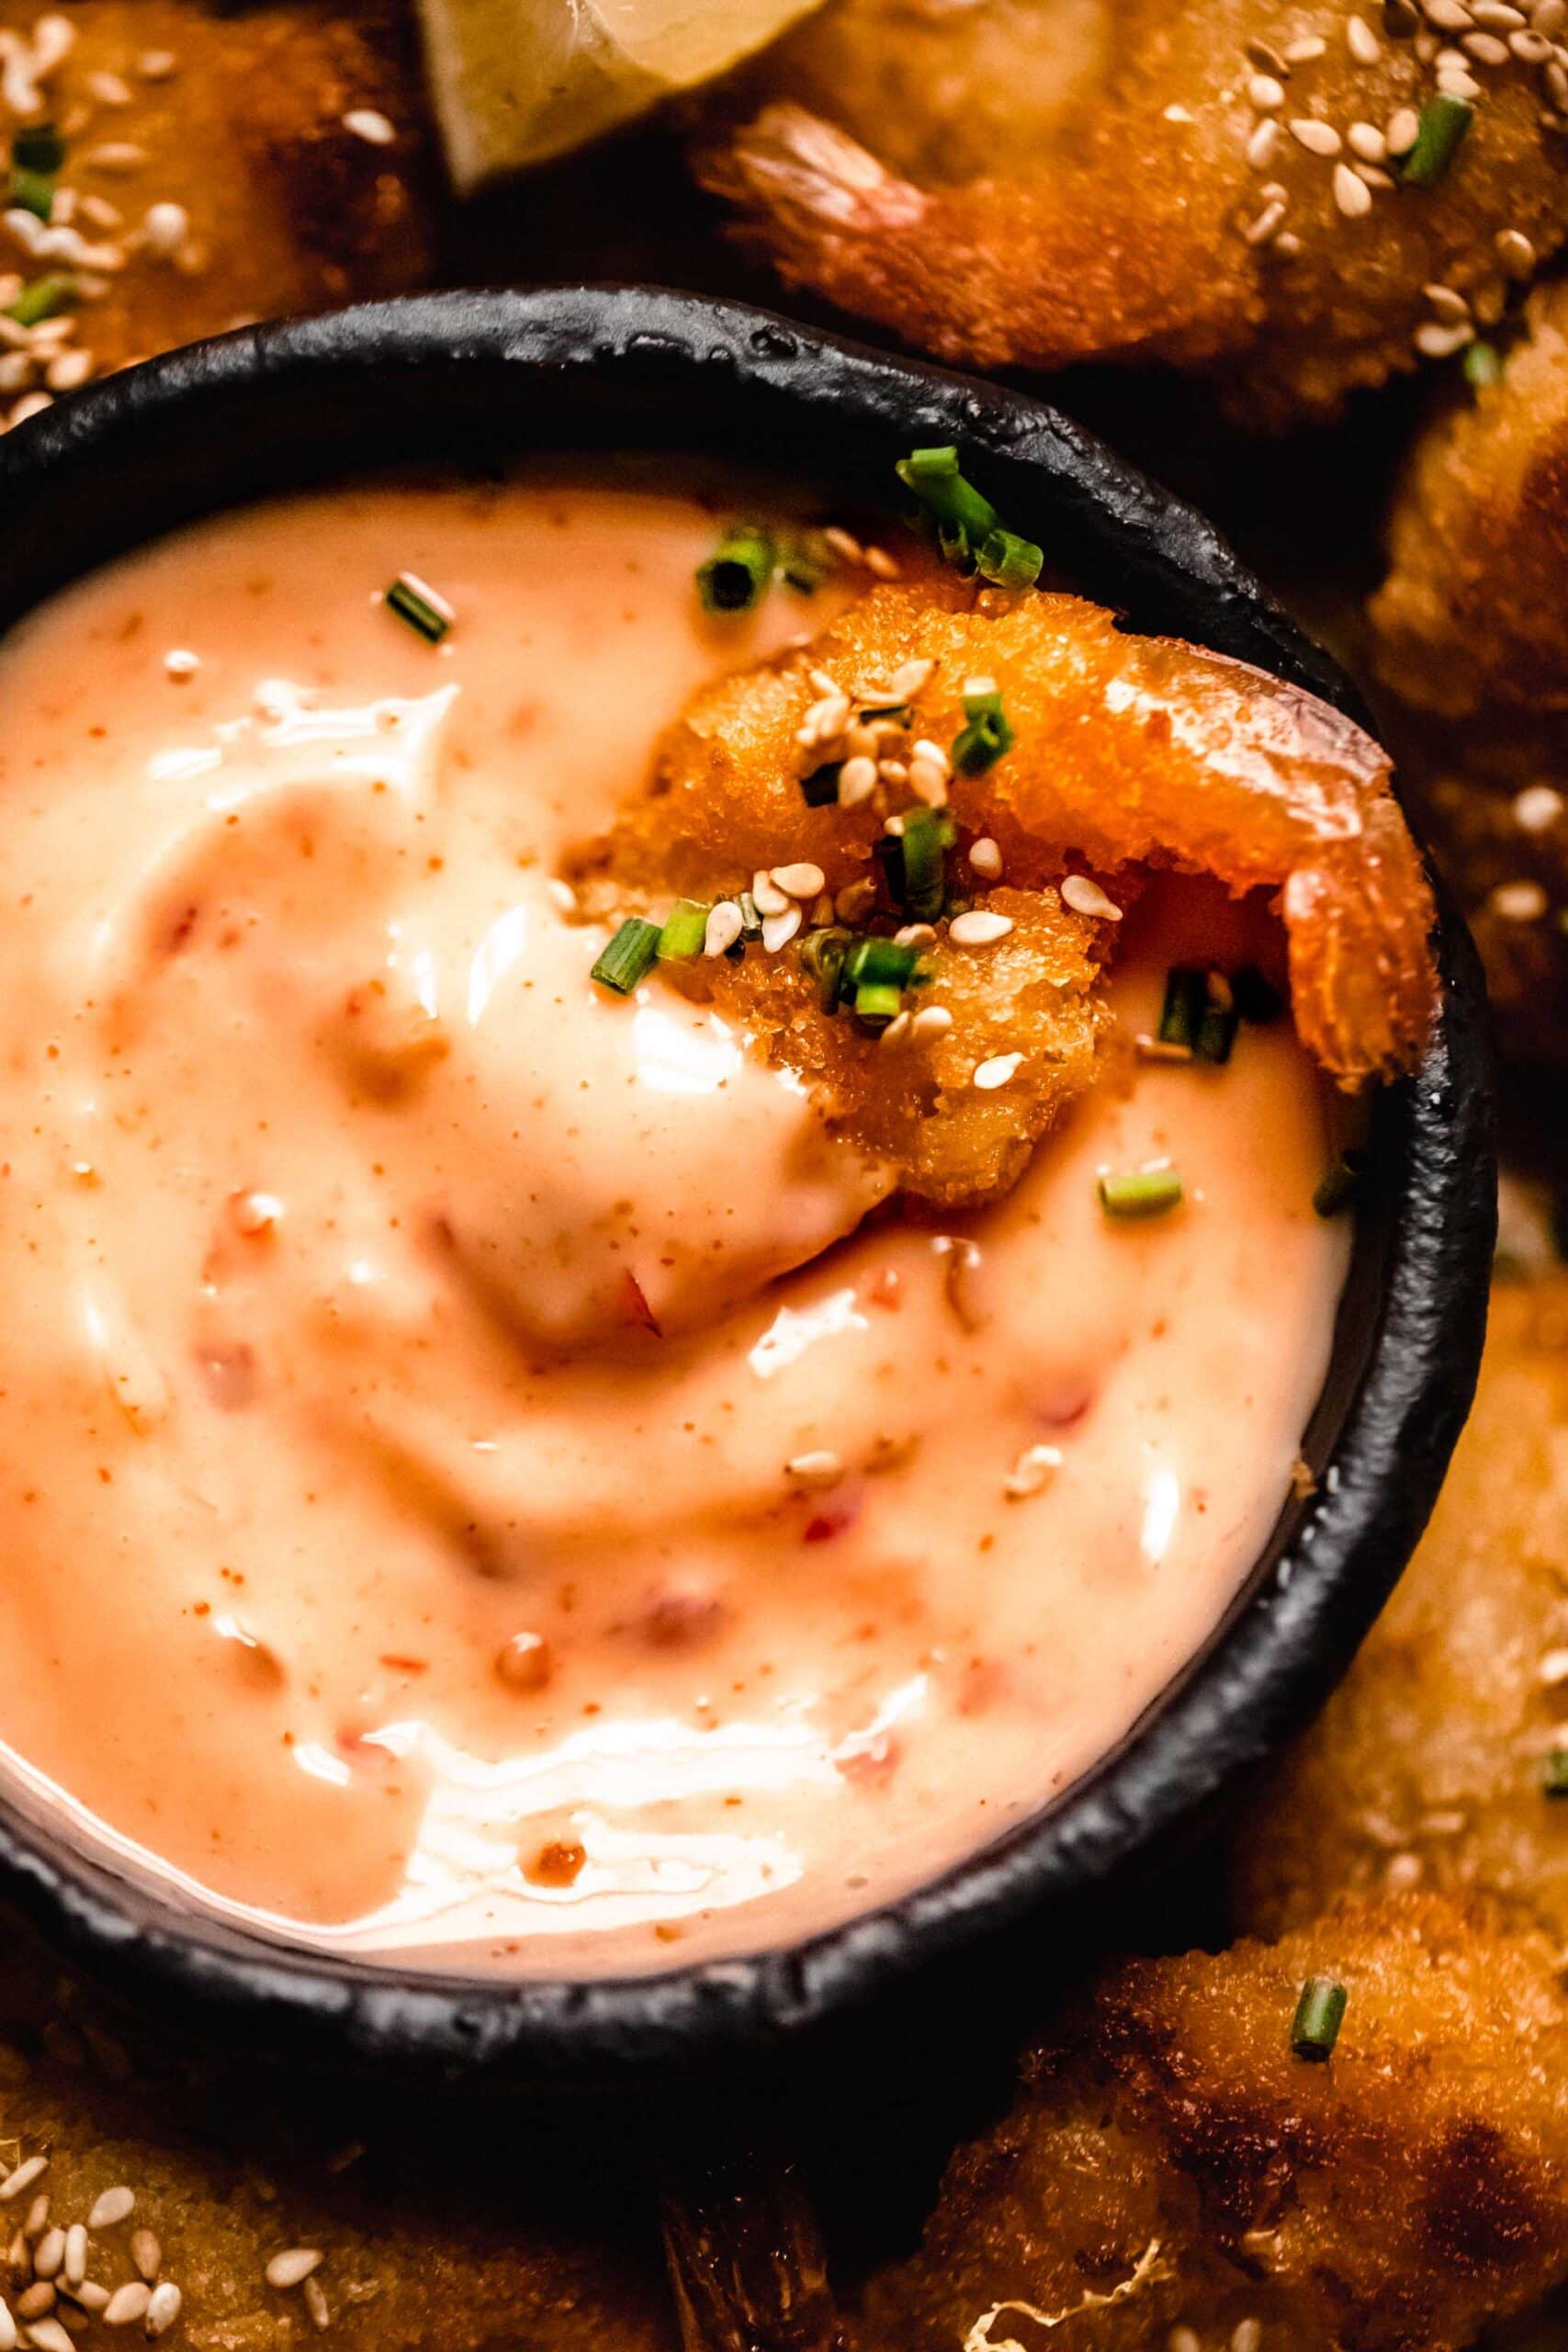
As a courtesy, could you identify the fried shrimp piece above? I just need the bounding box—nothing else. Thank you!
[701,0,1568,429]
[852,1894,1568,2352]
[580,577,1433,1204]
[1371,282,1568,720]
[1233,1272,1568,1951]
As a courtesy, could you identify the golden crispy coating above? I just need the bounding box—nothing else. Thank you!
[581,578,1433,1201]
[0,3,433,419]
[1371,282,1568,719]
[0,1954,672,2351]
[854,1894,1568,2352]
[1233,1272,1568,1951]
[701,0,1568,429]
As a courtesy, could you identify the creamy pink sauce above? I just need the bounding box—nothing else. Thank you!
[0,476,1349,1974]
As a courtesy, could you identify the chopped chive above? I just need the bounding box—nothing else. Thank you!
[1546,1748,1568,1799]
[1291,1977,1347,2061]
[895,445,999,566]
[976,526,1043,593]
[591,917,661,995]
[801,761,841,808]
[798,926,851,1011]
[1099,1168,1183,1219]
[1400,94,1473,188]
[844,934,920,989]
[852,979,903,1023]
[1194,978,1239,1067]
[13,121,63,175]
[1232,966,1284,1025]
[6,272,73,327]
[7,165,52,222]
[1463,340,1501,390]
[781,537,829,594]
[953,686,1014,776]
[1314,1151,1365,1218]
[1157,967,1206,1051]
[899,808,953,921]
[384,571,454,643]
[657,899,710,961]
[696,525,775,615]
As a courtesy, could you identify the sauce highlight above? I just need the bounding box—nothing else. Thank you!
[0,476,1348,1972]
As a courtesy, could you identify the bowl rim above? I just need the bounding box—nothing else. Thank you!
[0,284,1495,2088]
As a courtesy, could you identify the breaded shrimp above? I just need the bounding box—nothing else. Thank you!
[852,1894,1568,2352]
[701,0,1568,430]
[579,576,1434,1204]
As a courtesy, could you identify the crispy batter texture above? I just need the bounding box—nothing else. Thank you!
[700,0,1568,430]
[1233,1272,1568,1951]
[853,1894,1568,2352]
[0,1948,673,2351]
[1371,282,1568,720]
[0,1,434,390]
[580,578,1433,1203]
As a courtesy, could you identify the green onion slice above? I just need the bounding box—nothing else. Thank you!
[7,166,53,222]
[852,979,903,1023]
[976,526,1043,592]
[1291,1977,1348,2061]
[657,899,710,961]
[798,926,851,1011]
[1157,967,1206,1051]
[895,445,1000,566]
[800,762,841,808]
[1463,341,1501,390]
[13,122,63,174]
[1400,94,1473,188]
[844,934,920,989]
[6,271,74,327]
[696,525,775,615]
[952,686,1015,776]
[898,808,953,921]
[384,571,454,643]
[1099,1168,1183,1219]
[591,917,662,995]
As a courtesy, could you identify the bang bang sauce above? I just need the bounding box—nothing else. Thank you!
[0,477,1348,1973]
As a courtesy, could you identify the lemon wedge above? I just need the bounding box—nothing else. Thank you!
[417,0,828,191]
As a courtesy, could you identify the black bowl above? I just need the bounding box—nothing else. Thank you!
[0,286,1494,2095]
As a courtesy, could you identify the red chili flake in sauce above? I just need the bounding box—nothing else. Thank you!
[621,1270,662,1337]
[803,1488,862,1544]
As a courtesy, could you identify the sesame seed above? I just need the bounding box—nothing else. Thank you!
[1334,161,1375,214]
[303,2274,331,2331]
[1540,1647,1568,1685]
[129,2233,159,2284]
[0,2165,48,2209]
[1004,1442,1062,1498]
[837,753,878,808]
[24,2319,73,2352]
[1232,2324,1263,2352]
[101,2284,149,2327]
[13,2291,51,2324]
[137,50,178,80]
[771,861,826,900]
[1425,281,1472,320]
[967,837,1003,880]
[6,392,52,429]
[265,2251,324,2293]
[1248,72,1287,107]
[1247,118,1282,166]
[1473,0,1527,20]
[863,545,900,581]
[1426,0,1475,26]
[1168,2333,1201,2352]
[141,201,188,258]
[1348,119,1389,159]
[908,753,949,806]
[1514,783,1562,830]
[785,1450,842,1488]
[0,2305,15,2352]
[835,878,877,922]
[1060,874,1122,921]
[893,922,937,946]
[1496,225,1537,277]
[702,901,743,958]
[85,69,132,106]
[821,526,862,565]
[43,349,91,391]
[911,1004,953,1038]
[891,657,935,700]
[1291,116,1343,153]
[878,1010,911,1046]
[1348,13,1384,57]
[1244,198,1288,244]
[973,1052,1023,1091]
[144,2282,181,2338]
[1387,104,1422,149]
[949,909,1014,946]
[31,2235,62,2284]
[1436,63,1483,93]
[84,143,148,175]
[1275,230,1304,254]
[761,904,802,953]
[342,107,396,145]
[1490,877,1548,919]
[1535,0,1565,30]
[60,2233,83,2292]
[21,2201,47,2242]
[751,868,790,916]
[71,2283,108,2316]
[1510,24,1555,50]
[1464,27,1512,55]
[1415,318,1473,356]
[1385,1849,1423,1888]
[1247,37,1290,73]
[1137,1034,1195,1063]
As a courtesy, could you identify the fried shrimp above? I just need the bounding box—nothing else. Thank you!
[700,0,1568,429]
[852,1894,1568,2352]
[577,574,1434,1205]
